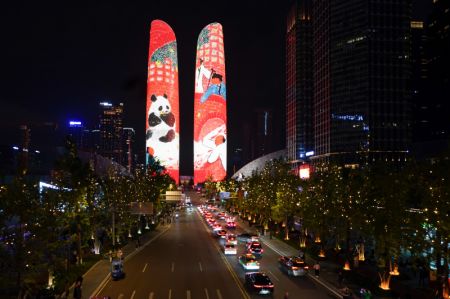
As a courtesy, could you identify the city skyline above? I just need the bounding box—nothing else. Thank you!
[0,1,289,176]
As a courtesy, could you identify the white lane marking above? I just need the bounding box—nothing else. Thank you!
[130,290,136,299]
[308,273,344,298]
[216,289,223,299]
[171,262,175,272]
[204,288,209,299]
[168,289,172,299]
[90,226,171,298]
[268,270,279,281]
[199,262,203,272]
[149,292,154,299]
[142,263,148,272]
[187,289,191,299]
[118,294,124,299]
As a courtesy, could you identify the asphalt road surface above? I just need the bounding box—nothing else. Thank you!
[96,191,335,299]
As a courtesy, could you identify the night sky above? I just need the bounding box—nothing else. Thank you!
[0,0,289,175]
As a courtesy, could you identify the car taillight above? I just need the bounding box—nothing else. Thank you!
[292,267,298,270]
[254,285,273,288]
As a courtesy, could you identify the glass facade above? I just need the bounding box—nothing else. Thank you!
[312,0,411,165]
[286,0,314,163]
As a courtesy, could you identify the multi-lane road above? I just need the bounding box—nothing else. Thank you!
[96,192,335,299]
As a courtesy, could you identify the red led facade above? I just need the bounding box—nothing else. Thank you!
[146,20,179,183]
[193,23,227,184]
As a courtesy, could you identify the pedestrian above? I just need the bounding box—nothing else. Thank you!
[73,279,82,299]
[338,269,344,287]
[418,265,425,287]
[314,261,320,277]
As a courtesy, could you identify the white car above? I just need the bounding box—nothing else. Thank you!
[239,254,260,270]
[224,243,237,255]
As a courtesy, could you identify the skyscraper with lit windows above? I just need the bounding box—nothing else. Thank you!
[286,0,313,165]
[311,0,411,165]
[98,101,124,164]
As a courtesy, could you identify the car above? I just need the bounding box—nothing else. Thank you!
[111,259,125,280]
[247,241,264,257]
[226,221,236,229]
[217,212,226,219]
[278,256,309,276]
[224,243,237,255]
[238,254,260,270]
[215,229,227,238]
[212,224,222,231]
[237,233,258,243]
[245,272,274,296]
[226,234,237,245]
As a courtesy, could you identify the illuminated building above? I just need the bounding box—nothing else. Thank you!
[146,20,179,183]
[193,22,227,184]
[68,120,84,149]
[286,0,313,165]
[311,0,411,165]
[98,101,124,164]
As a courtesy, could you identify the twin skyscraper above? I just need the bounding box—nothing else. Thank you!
[145,20,227,185]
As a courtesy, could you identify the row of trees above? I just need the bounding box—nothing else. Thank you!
[218,154,449,290]
[0,139,174,297]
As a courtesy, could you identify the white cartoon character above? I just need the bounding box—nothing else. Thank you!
[202,124,227,170]
[146,94,178,167]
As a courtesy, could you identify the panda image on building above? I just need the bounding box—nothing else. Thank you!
[146,93,178,167]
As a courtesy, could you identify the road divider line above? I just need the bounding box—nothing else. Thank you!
[130,290,136,299]
[199,262,203,272]
[307,273,343,298]
[90,273,111,298]
[90,226,171,298]
[268,270,279,281]
[260,239,289,257]
[118,294,124,299]
[204,288,209,299]
[149,292,154,299]
[168,288,172,299]
[213,239,250,299]
[187,289,191,299]
[216,289,223,299]
[142,263,148,272]
[171,262,175,272]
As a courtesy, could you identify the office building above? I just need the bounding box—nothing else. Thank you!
[311,0,411,165]
[426,0,450,140]
[286,0,314,165]
[98,102,124,164]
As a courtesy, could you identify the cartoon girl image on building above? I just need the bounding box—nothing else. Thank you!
[202,124,227,171]
[196,58,226,103]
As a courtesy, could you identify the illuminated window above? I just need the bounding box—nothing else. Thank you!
[411,21,424,29]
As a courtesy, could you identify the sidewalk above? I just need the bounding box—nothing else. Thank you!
[70,223,171,299]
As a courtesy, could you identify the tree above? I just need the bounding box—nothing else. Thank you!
[0,175,41,297]
[53,137,95,265]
